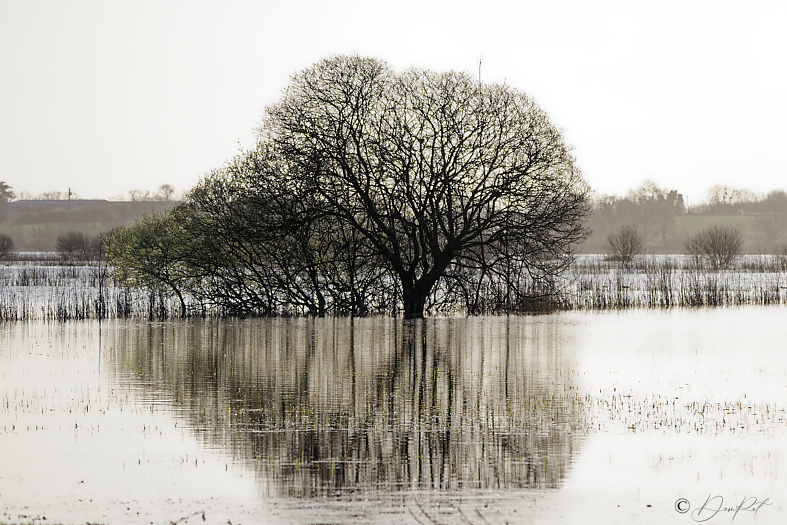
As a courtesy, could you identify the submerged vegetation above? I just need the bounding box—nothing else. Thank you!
[0,253,785,321]
[567,255,786,309]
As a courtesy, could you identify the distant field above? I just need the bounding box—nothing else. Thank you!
[0,200,176,251]
[583,213,772,254]
[674,214,757,237]
[0,221,125,251]
[0,203,778,254]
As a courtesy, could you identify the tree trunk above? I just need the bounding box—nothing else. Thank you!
[400,265,449,319]
[173,287,187,318]
[402,289,426,319]
[317,293,326,317]
[402,277,438,318]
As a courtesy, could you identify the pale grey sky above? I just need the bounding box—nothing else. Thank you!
[1,0,785,202]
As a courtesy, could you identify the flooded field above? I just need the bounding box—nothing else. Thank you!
[1,308,786,524]
[1,254,787,320]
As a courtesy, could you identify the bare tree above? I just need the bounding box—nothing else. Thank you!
[706,184,757,212]
[684,225,743,270]
[128,189,153,201]
[108,56,591,319]
[157,184,176,201]
[266,55,590,318]
[605,224,643,266]
[37,190,69,200]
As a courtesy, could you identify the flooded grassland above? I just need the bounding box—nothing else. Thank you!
[0,254,787,320]
[2,308,786,524]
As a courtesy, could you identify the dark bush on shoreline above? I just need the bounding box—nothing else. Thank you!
[56,232,105,261]
[0,233,13,259]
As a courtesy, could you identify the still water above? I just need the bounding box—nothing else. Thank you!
[1,308,786,524]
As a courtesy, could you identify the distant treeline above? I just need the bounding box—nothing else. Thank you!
[584,181,787,253]
[14,184,178,203]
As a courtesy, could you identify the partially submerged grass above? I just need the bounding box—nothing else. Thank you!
[0,256,180,321]
[0,253,785,320]
[563,255,786,310]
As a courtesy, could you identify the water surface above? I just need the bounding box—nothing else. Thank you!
[1,308,785,524]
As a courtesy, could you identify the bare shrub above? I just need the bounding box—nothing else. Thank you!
[604,225,643,265]
[683,225,743,270]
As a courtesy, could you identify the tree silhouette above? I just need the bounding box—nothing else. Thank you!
[109,56,591,318]
[0,181,14,203]
[266,55,590,318]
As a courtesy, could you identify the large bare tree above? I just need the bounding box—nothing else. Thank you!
[265,55,590,318]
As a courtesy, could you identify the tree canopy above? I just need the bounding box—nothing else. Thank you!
[109,55,591,318]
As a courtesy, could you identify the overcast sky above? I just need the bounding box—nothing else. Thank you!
[1,0,785,203]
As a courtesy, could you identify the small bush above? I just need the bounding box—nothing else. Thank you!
[604,224,643,265]
[684,225,743,270]
[57,232,104,261]
[0,233,13,258]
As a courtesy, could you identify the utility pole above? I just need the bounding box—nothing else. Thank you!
[68,187,71,207]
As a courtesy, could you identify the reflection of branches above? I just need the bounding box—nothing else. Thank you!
[111,317,587,497]
[411,498,442,525]
[169,510,205,525]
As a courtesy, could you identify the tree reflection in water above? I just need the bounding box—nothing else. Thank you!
[112,316,586,498]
